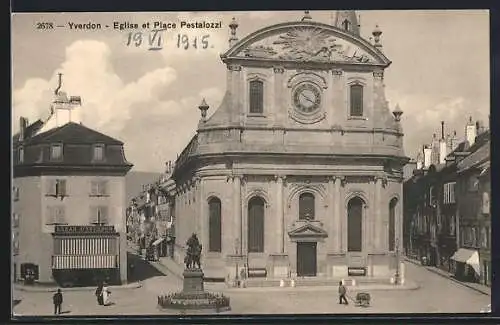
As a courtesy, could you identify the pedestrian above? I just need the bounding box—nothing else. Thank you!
[338,281,348,305]
[102,283,111,306]
[53,288,63,315]
[95,283,104,306]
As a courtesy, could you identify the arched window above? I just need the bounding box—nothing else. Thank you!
[248,196,265,252]
[299,192,315,220]
[349,84,363,117]
[389,198,398,251]
[249,80,264,114]
[347,197,364,252]
[208,197,222,252]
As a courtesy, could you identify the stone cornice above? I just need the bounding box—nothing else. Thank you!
[14,164,132,178]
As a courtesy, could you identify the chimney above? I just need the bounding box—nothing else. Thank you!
[423,145,432,169]
[416,152,423,170]
[439,121,447,164]
[465,116,476,146]
[19,117,27,142]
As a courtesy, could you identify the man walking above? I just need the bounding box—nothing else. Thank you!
[338,281,349,305]
[53,289,63,315]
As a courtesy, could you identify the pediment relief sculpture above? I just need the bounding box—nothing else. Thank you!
[228,25,385,65]
[288,220,328,238]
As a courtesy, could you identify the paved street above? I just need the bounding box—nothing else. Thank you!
[13,259,490,316]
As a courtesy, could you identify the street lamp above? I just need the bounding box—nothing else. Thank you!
[234,238,240,287]
[394,238,400,285]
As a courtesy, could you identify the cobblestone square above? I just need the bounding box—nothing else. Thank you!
[13,260,490,316]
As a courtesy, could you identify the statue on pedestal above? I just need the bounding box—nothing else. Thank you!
[184,233,202,269]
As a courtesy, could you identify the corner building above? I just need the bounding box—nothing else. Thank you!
[171,11,408,281]
[12,79,133,286]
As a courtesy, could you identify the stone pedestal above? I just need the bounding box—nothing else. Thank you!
[182,269,204,293]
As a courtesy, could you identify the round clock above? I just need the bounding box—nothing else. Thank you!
[293,83,321,113]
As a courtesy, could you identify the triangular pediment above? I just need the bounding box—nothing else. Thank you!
[222,21,390,66]
[288,222,328,238]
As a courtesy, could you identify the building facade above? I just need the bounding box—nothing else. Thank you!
[455,130,490,285]
[169,11,408,281]
[12,77,133,286]
[404,117,490,286]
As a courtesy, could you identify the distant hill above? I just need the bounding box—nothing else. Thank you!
[125,171,163,203]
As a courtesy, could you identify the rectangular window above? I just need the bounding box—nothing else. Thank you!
[90,180,108,196]
[249,80,264,114]
[468,176,479,192]
[46,179,67,197]
[349,84,364,117]
[50,144,63,160]
[12,231,19,256]
[13,187,20,201]
[90,206,109,225]
[46,206,67,225]
[12,213,20,228]
[93,144,105,161]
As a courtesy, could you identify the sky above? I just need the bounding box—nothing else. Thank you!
[11,10,490,172]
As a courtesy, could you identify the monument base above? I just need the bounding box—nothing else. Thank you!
[158,268,231,313]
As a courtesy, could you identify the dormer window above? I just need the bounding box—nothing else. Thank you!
[93,144,105,161]
[249,80,264,114]
[50,144,63,160]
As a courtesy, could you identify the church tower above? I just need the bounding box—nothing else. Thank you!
[334,10,360,36]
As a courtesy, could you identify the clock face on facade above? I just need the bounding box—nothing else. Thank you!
[293,83,321,113]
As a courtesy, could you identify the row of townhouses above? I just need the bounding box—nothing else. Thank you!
[126,163,176,262]
[12,75,133,287]
[403,117,490,286]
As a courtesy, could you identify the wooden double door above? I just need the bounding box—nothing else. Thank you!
[297,242,317,277]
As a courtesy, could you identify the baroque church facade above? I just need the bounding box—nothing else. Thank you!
[169,11,408,280]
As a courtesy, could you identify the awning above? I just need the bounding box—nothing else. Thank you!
[451,248,480,274]
[152,238,165,246]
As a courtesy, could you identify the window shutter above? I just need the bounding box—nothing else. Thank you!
[90,206,98,224]
[90,181,98,196]
[100,181,108,196]
[56,206,66,224]
[100,206,109,224]
[58,180,67,196]
[46,206,55,224]
[46,180,56,196]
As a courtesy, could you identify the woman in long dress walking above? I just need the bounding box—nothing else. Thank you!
[102,284,111,306]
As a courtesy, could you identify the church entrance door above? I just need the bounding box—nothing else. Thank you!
[296,242,317,277]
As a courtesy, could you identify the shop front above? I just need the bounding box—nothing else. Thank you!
[51,225,121,287]
[451,248,480,283]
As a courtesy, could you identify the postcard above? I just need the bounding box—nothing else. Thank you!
[11,10,491,316]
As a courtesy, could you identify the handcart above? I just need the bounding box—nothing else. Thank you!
[355,292,370,307]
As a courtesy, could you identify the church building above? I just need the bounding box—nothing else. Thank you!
[169,11,408,281]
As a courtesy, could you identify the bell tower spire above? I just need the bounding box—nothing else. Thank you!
[334,10,360,36]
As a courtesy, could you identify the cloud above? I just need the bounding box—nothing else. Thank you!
[12,39,224,171]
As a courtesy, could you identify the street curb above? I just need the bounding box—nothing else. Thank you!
[216,282,420,293]
[403,257,490,296]
[13,281,143,293]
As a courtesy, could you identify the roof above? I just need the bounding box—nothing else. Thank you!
[23,122,124,145]
[457,140,490,173]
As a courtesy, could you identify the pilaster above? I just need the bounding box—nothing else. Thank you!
[274,175,285,253]
[273,66,285,126]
